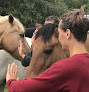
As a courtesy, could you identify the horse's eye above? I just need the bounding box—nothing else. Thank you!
[43,49,53,54]
[19,34,24,38]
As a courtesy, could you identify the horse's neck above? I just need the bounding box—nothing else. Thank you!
[24,64,45,79]
[24,66,39,79]
[24,53,51,78]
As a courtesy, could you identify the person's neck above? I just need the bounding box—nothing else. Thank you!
[69,42,88,57]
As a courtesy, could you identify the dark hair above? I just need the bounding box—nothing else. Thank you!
[35,23,58,43]
[45,16,60,25]
[60,5,89,42]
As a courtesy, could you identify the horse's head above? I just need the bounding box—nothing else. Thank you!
[25,23,69,78]
[0,15,31,61]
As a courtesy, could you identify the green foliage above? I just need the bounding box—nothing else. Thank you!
[0,0,89,27]
[63,0,89,10]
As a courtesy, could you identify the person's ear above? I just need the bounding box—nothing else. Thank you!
[66,29,71,39]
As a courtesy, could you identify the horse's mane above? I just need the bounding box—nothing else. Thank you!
[0,15,24,32]
[35,23,58,43]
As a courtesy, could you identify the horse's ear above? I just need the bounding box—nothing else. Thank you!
[9,14,14,24]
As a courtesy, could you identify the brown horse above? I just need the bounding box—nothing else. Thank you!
[24,23,89,79]
[24,23,69,78]
[0,15,31,61]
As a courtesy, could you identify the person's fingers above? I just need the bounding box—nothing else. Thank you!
[31,35,35,43]
[10,63,13,74]
[11,63,14,75]
[19,40,23,48]
[35,29,38,33]
[13,64,17,77]
[14,65,17,76]
[10,63,17,78]
[33,32,35,35]
[19,40,21,43]
[20,41,23,47]
[13,63,16,73]
[6,63,18,81]
[33,29,38,36]
[7,64,10,74]
[18,40,24,54]
[11,63,15,74]
[18,47,20,53]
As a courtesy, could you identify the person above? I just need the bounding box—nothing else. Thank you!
[20,15,60,67]
[25,15,59,38]
[6,6,89,92]
[44,15,59,25]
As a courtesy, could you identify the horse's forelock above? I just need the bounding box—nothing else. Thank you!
[35,23,58,43]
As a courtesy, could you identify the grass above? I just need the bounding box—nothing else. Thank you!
[3,84,8,92]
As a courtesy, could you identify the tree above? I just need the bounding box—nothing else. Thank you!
[0,0,89,27]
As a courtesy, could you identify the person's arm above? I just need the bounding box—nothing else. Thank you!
[6,61,70,92]
[7,63,57,92]
[18,40,32,66]
[18,40,25,59]
[31,29,38,43]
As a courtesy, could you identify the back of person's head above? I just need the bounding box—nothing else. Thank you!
[45,16,60,25]
[60,5,89,42]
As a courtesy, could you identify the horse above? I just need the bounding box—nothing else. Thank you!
[24,23,69,78]
[24,23,89,79]
[0,15,31,61]
[1,37,32,92]
[0,14,31,91]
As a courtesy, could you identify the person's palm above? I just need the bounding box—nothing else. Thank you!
[18,40,25,58]
[6,63,18,82]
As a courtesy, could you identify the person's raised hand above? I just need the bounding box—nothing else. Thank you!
[18,40,25,59]
[31,29,38,43]
[6,63,19,82]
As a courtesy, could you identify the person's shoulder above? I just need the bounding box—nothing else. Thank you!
[54,57,72,65]
[49,53,89,71]
[50,55,79,70]
[70,53,89,62]
[49,58,71,71]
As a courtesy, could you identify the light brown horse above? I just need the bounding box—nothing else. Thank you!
[24,23,89,79]
[0,15,31,61]
[24,23,69,78]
